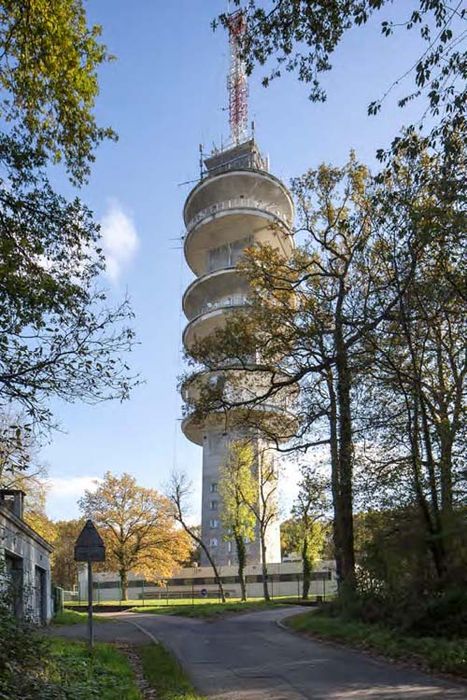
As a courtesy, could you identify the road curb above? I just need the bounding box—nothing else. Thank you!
[275,609,308,635]
[121,618,159,644]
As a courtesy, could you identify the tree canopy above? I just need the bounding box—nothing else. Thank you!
[219,439,257,600]
[79,472,191,599]
[0,2,137,442]
[0,0,115,183]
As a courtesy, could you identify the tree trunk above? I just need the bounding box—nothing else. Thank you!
[327,372,343,587]
[235,533,247,601]
[178,519,226,602]
[302,537,311,600]
[409,397,447,580]
[334,315,356,597]
[199,541,226,603]
[119,569,128,601]
[260,533,270,601]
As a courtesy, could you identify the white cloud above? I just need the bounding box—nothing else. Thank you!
[100,199,139,282]
[48,475,102,498]
[46,475,102,519]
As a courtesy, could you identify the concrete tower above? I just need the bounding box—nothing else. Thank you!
[180,12,295,567]
[181,141,294,566]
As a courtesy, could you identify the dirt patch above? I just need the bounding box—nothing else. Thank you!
[116,642,157,699]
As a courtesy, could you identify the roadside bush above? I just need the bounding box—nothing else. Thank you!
[0,600,59,699]
[348,507,467,639]
[0,600,138,699]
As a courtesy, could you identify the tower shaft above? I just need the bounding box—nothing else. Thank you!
[181,141,294,566]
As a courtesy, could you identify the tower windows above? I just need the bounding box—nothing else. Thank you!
[209,538,218,547]
[209,500,218,510]
[207,236,253,273]
[209,519,219,528]
[210,483,218,493]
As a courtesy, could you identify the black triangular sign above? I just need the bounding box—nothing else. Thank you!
[74,519,106,562]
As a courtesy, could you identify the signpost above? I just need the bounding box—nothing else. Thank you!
[74,520,106,650]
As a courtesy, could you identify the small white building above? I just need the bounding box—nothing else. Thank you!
[0,489,53,623]
[77,559,337,603]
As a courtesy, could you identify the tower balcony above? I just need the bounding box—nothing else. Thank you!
[181,402,298,446]
[184,169,294,227]
[183,268,248,321]
[186,196,292,235]
[182,302,246,351]
[181,367,299,445]
[184,208,293,277]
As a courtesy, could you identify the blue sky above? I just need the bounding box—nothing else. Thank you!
[43,0,428,520]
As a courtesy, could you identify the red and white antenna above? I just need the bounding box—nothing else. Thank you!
[227,10,248,145]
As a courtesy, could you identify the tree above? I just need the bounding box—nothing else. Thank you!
[357,140,466,584]
[280,519,301,560]
[0,412,56,542]
[0,0,115,183]
[219,440,257,601]
[217,2,466,149]
[0,139,137,434]
[166,471,226,603]
[0,4,137,439]
[0,413,47,488]
[51,519,85,590]
[79,472,190,600]
[291,467,329,599]
[0,413,34,476]
[226,442,279,602]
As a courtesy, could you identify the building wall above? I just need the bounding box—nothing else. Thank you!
[77,560,337,603]
[0,506,53,623]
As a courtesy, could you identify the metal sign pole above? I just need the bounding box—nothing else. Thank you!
[74,519,105,653]
[88,561,93,650]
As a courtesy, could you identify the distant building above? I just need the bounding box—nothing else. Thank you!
[0,489,53,623]
[77,560,337,603]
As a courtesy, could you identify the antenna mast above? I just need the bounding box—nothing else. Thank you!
[227,10,248,145]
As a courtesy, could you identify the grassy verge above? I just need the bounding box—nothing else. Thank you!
[129,598,297,618]
[49,637,141,698]
[139,643,204,699]
[66,595,300,608]
[53,609,108,625]
[286,611,467,678]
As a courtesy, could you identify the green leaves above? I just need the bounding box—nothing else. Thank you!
[0,136,137,432]
[216,1,466,152]
[0,0,116,183]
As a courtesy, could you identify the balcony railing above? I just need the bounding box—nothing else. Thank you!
[185,298,248,328]
[186,197,292,233]
[197,295,247,317]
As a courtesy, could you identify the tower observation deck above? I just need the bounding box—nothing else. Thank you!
[181,139,295,566]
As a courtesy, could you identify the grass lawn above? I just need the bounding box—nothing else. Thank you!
[65,595,303,619]
[49,637,141,698]
[53,609,109,625]
[129,597,298,618]
[286,611,467,678]
[66,594,300,608]
[139,643,204,699]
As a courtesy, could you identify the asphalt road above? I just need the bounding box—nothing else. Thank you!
[117,607,465,700]
[50,607,466,699]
